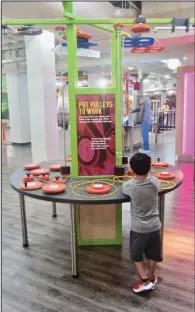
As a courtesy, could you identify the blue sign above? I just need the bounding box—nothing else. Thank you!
[124,37,154,48]
[62,40,97,49]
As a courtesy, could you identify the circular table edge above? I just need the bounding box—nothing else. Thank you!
[10,165,183,205]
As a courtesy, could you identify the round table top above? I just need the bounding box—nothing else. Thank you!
[10,162,183,205]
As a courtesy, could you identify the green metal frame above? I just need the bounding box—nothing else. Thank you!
[3,3,194,246]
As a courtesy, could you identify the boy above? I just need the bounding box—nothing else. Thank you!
[122,152,161,293]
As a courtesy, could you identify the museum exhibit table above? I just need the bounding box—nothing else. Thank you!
[10,162,183,277]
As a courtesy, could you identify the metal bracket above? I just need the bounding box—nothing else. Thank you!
[171,18,190,33]
[135,16,146,24]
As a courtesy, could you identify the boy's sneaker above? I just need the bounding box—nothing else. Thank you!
[148,275,158,285]
[133,279,154,293]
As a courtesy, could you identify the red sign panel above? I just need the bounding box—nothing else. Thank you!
[76,94,115,176]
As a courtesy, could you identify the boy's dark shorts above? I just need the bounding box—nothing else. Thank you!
[130,230,161,262]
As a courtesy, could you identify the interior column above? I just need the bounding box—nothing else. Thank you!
[25,31,59,162]
[4,63,31,144]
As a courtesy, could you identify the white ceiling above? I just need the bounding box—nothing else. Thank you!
[2,1,195,76]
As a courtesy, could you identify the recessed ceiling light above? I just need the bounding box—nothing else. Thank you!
[128,67,134,70]
[183,56,187,61]
[164,75,170,79]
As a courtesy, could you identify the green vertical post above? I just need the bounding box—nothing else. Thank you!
[64,1,79,177]
[114,28,123,166]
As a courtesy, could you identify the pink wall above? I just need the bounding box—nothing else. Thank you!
[183,72,195,157]
[176,66,195,159]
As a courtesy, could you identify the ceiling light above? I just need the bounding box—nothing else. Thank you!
[164,75,170,79]
[167,59,181,70]
[144,79,149,83]
[128,67,134,70]
[183,56,187,61]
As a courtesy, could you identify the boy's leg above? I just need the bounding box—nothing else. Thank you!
[130,231,154,292]
[134,261,147,280]
[147,259,157,281]
[145,230,161,283]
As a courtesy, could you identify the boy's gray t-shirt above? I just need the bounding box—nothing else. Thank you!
[122,175,161,233]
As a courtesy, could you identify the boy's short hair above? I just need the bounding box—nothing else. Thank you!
[130,153,151,176]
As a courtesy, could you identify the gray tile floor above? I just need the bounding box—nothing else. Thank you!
[2,129,195,312]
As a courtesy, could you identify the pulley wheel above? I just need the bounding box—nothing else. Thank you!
[38,174,49,181]
[152,162,168,167]
[23,174,34,183]
[48,164,61,171]
[147,44,164,53]
[20,181,42,190]
[52,177,64,184]
[128,169,134,176]
[42,183,66,194]
[31,168,50,176]
[131,24,150,33]
[86,184,111,194]
[155,172,176,180]
[24,163,40,170]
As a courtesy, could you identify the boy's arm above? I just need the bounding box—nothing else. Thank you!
[150,176,161,191]
[122,180,134,197]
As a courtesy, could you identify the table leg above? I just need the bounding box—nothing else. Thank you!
[19,194,29,248]
[70,204,79,278]
[52,202,57,218]
[158,195,165,261]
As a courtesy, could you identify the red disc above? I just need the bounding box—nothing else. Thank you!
[147,45,164,53]
[38,174,49,181]
[131,24,150,33]
[152,162,168,167]
[24,163,40,170]
[20,181,42,190]
[131,47,148,53]
[113,23,124,28]
[155,172,176,180]
[31,168,50,176]
[128,169,134,176]
[86,185,111,194]
[42,183,66,194]
[52,177,64,184]
[48,164,61,171]
[23,175,34,182]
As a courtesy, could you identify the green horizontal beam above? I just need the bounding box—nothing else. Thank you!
[62,18,195,25]
[75,88,116,95]
[63,11,114,33]
[64,11,132,36]
[2,19,68,25]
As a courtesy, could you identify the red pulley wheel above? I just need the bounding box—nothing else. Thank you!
[86,184,111,194]
[155,172,176,180]
[38,174,49,181]
[23,174,34,183]
[20,181,42,190]
[42,183,66,194]
[48,164,61,171]
[131,24,150,33]
[31,168,50,176]
[24,163,40,170]
[52,177,64,184]
[113,23,124,28]
[131,47,148,53]
[152,162,168,167]
[147,45,164,53]
[128,169,134,176]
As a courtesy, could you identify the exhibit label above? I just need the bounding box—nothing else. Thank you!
[76,94,115,176]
